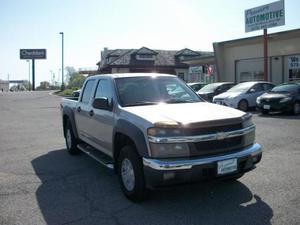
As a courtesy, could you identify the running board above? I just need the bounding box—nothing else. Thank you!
[77,143,114,169]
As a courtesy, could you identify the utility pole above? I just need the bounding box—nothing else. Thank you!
[26,60,31,91]
[59,32,64,90]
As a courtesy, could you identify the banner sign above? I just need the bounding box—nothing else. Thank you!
[245,0,285,32]
[288,55,300,69]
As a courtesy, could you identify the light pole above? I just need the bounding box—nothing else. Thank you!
[59,32,64,90]
[26,60,31,91]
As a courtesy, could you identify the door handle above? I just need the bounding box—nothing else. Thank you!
[89,110,94,117]
[77,107,81,112]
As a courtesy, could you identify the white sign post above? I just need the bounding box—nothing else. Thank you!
[244,0,285,82]
[245,0,285,33]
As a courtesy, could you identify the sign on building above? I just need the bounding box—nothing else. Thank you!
[288,55,300,69]
[245,0,285,33]
[20,49,47,59]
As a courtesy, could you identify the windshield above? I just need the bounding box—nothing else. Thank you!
[198,83,220,92]
[227,82,254,93]
[271,83,299,93]
[115,76,202,107]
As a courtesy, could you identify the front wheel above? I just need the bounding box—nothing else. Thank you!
[117,146,147,202]
[238,100,248,111]
[293,102,300,115]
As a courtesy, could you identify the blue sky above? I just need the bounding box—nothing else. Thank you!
[0,0,299,86]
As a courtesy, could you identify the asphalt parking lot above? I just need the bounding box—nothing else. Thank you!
[0,91,299,225]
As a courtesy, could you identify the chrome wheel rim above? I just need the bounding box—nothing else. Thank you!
[294,103,300,114]
[121,158,135,191]
[66,128,72,149]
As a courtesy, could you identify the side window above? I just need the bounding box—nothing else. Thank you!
[263,83,273,91]
[94,79,112,104]
[252,84,263,92]
[81,80,95,104]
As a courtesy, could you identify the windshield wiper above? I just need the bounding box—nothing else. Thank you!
[165,99,197,104]
[123,101,158,107]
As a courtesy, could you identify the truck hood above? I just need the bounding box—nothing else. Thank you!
[260,92,291,99]
[122,102,245,125]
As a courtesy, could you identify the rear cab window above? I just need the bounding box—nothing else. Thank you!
[80,80,96,104]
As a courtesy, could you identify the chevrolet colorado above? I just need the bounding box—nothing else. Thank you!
[61,73,262,201]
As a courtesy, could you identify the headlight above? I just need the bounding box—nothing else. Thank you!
[279,97,292,103]
[147,125,189,158]
[256,97,261,104]
[149,143,190,158]
[147,127,182,136]
[242,113,253,128]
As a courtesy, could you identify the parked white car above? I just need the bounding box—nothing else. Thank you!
[213,81,274,111]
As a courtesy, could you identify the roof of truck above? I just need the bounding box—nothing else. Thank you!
[87,73,176,80]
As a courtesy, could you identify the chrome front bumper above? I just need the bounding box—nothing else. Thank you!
[143,143,262,171]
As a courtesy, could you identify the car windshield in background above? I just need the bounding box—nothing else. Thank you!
[198,83,220,92]
[115,76,201,107]
[227,82,253,93]
[271,83,299,93]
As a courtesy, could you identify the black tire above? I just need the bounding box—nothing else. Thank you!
[292,102,300,115]
[261,109,268,115]
[64,120,80,155]
[117,145,147,202]
[238,99,248,111]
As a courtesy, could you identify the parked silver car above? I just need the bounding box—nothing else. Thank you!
[213,81,274,111]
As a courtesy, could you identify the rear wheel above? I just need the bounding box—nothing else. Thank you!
[65,121,80,155]
[117,145,147,202]
[293,102,300,115]
[238,100,248,111]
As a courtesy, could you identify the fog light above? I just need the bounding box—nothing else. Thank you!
[163,172,175,180]
[252,155,259,163]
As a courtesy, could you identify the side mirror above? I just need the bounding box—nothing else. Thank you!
[249,88,256,93]
[92,97,110,110]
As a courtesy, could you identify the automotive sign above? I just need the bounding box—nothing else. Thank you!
[245,0,285,33]
[20,49,47,59]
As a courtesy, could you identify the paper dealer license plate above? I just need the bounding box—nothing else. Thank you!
[217,158,237,175]
[263,105,270,110]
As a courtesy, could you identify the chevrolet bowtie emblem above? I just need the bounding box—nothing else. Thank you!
[216,132,226,140]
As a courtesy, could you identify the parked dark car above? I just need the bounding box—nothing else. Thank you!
[72,89,81,97]
[256,81,300,114]
[197,82,235,102]
[187,82,206,92]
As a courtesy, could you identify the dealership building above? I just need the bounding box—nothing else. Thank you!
[213,28,300,84]
[184,28,300,85]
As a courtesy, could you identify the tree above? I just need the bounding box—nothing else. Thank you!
[38,81,50,90]
[65,67,86,89]
[23,80,32,90]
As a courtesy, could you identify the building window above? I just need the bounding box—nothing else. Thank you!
[177,72,185,80]
[289,69,300,81]
[240,71,264,82]
[136,54,155,60]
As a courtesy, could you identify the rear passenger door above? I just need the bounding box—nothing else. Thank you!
[75,79,96,143]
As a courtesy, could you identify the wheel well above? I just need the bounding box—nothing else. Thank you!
[113,132,135,173]
[239,99,248,104]
[238,99,249,108]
